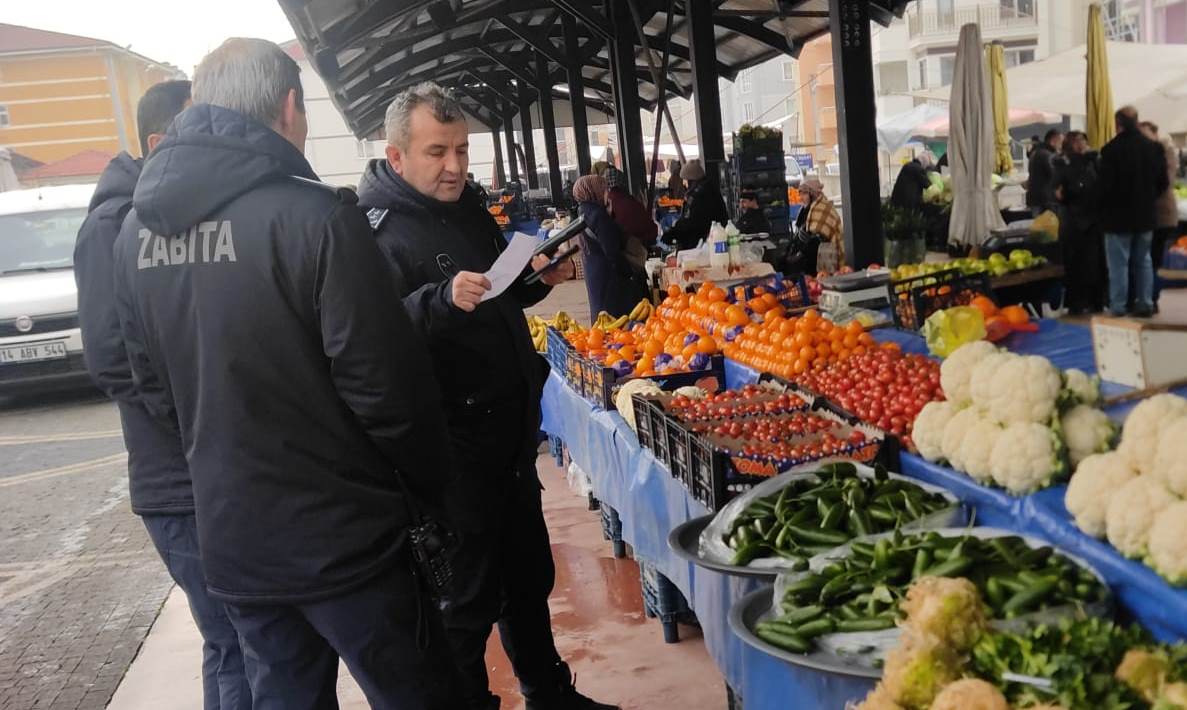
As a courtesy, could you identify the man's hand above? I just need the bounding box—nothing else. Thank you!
[531,253,575,287]
[451,271,491,312]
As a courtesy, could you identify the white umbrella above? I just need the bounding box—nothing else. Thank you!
[876,103,947,153]
[0,148,19,192]
[947,24,1004,249]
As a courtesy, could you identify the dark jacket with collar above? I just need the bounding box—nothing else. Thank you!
[1097,128,1171,234]
[111,105,455,603]
[1026,143,1058,209]
[662,179,729,250]
[75,152,193,516]
[356,160,550,511]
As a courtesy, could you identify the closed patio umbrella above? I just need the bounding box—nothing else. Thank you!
[987,43,1012,175]
[948,23,1005,249]
[1086,3,1115,150]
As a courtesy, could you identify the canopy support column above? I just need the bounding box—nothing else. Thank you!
[491,127,506,188]
[503,105,521,184]
[562,13,592,176]
[687,0,725,180]
[608,0,646,194]
[517,84,539,189]
[536,52,564,204]
[830,0,882,268]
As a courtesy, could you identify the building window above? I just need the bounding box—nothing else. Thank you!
[917,58,928,89]
[739,70,752,94]
[1000,0,1035,17]
[940,55,955,87]
[782,61,796,82]
[937,0,954,23]
[1005,48,1036,67]
[742,102,755,122]
[356,139,374,158]
[0,105,9,128]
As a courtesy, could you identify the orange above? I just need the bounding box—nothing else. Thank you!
[762,293,779,309]
[1000,305,1030,326]
[970,295,998,319]
[753,286,767,296]
[803,308,820,321]
[845,320,864,336]
[681,344,699,361]
[843,333,859,349]
[778,319,797,337]
[707,287,727,303]
[748,297,769,314]
[643,339,663,357]
[764,311,785,327]
[619,345,636,361]
[709,301,729,321]
[605,351,623,365]
[667,284,683,298]
[816,342,831,359]
[725,304,749,327]
[858,332,875,347]
[799,345,816,361]
[881,342,901,352]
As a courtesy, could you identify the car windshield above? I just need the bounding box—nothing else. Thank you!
[0,207,85,275]
[785,158,804,178]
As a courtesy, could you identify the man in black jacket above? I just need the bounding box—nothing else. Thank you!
[661,159,729,250]
[1097,106,1170,317]
[111,39,463,709]
[76,80,251,710]
[1026,129,1064,216]
[735,189,772,234]
[357,83,616,710]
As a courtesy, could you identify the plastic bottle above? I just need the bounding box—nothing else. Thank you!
[709,223,730,269]
[726,221,741,268]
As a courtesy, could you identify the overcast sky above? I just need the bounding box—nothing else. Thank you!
[5,0,297,75]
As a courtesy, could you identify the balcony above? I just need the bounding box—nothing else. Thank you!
[907,4,1037,41]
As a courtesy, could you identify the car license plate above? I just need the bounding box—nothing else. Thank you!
[0,340,68,364]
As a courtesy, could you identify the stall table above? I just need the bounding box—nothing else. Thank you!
[540,317,1187,708]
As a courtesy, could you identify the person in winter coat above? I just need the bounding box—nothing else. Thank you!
[111,39,464,708]
[735,190,772,234]
[1053,131,1105,314]
[75,80,252,710]
[661,159,729,250]
[605,166,658,247]
[890,155,933,210]
[356,83,616,710]
[1140,121,1179,309]
[666,159,685,198]
[795,178,845,273]
[1097,106,1170,317]
[1026,129,1064,216]
[573,174,648,321]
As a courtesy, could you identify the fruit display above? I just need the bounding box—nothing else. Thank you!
[793,347,943,447]
[758,529,1108,656]
[716,463,957,567]
[663,384,809,423]
[527,310,582,352]
[911,343,1116,494]
[1064,393,1187,586]
[723,308,880,380]
[690,410,870,461]
[890,249,1047,281]
[854,577,1187,710]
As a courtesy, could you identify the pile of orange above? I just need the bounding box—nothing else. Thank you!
[723,308,880,380]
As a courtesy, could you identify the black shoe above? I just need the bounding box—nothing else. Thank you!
[525,678,621,710]
[1133,305,1154,318]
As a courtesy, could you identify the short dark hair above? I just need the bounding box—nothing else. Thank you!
[137,80,191,156]
[1116,106,1140,132]
[740,190,758,201]
[1043,128,1063,144]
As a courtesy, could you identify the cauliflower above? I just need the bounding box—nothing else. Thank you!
[956,416,1003,484]
[989,422,1068,494]
[1118,394,1187,475]
[941,407,983,471]
[971,354,1062,425]
[856,684,905,710]
[939,341,999,406]
[899,576,987,652]
[1065,452,1139,538]
[928,679,1009,710]
[615,379,663,430]
[913,401,958,462]
[1153,418,1187,498]
[1106,475,1175,558]
[1116,649,1170,702]
[1060,405,1119,467]
[1147,501,1187,585]
[1061,368,1102,408]
[882,634,961,710]
[672,386,707,400]
[1158,682,1187,709]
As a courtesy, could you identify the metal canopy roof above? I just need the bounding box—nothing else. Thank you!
[282,0,911,138]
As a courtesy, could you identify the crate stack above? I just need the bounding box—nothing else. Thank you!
[726,131,790,236]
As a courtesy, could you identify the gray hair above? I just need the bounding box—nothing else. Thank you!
[384,82,465,148]
[192,38,304,127]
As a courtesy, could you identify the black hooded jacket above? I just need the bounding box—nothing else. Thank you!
[112,105,455,603]
[356,161,550,493]
[75,152,192,515]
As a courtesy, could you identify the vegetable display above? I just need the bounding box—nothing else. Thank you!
[758,529,1108,655]
[723,308,882,380]
[664,384,808,422]
[1064,393,1187,586]
[912,342,1116,494]
[720,463,954,567]
[889,249,1047,281]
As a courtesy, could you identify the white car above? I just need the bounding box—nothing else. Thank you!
[0,184,95,393]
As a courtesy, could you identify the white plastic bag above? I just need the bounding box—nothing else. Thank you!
[697,461,963,571]
[566,461,592,498]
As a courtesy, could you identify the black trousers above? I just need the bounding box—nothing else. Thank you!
[223,562,463,710]
[444,468,568,709]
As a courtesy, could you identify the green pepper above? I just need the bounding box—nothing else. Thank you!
[868,505,896,524]
[911,548,932,580]
[821,462,857,477]
[835,616,896,633]
[1002,577,1058,615]
[783,574,826,598]
[850,541,876,559]
[820,502,846,530]
[792,617,836,639]
[788,525,851,547]
[775,523,795,551]
[736,526,755,546]
[778,604,825,625]
[923,555,974,578]
[819,574,854,604]
[754,625,811,653]
[731,542,771,566]
[985,577,1006,609]
[848,509,872,538]
[873,539,892,570]
[787,507,814,527]
[902,491,924,520]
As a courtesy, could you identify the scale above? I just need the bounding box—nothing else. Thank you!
[817,269,891,311]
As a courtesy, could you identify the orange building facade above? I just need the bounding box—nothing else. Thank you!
[0,23,182,165]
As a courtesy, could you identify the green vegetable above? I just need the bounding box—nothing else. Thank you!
[754,624,811,653]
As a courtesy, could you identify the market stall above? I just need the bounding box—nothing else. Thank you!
[540,308,1187,708]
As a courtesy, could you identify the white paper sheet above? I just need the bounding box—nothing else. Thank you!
[481,232,537,301]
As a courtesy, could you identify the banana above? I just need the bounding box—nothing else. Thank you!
[607,315,629,330]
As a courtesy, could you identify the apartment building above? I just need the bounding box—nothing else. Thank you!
[1105,0,1187,42]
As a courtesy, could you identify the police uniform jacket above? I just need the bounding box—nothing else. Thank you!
[112,104,455,604]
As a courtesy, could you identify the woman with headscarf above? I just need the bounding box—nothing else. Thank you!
[572,175,648,321]
[793,178,846,273]
[604,166,658,247]
[666,159,685,199]
[661,159,729,250]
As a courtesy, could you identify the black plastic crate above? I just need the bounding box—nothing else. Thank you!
[639,560,695,644]
[545,326,585,392]
[631,394,674,468]
[600,504,626,559]
[583,355,726,411]
[727,273,810,310]
[735,169,785,188]
[733,150,784,172]
[887,268,991,331]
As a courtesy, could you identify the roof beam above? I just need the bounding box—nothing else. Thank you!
[713,15,797,56]
[495,13,566,66]
[547,0,612,40]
